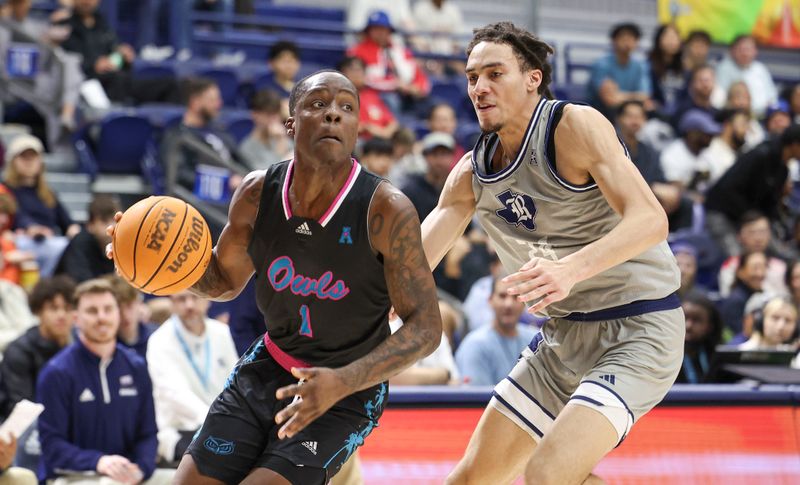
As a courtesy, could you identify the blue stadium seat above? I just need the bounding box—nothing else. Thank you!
[225,116,255,144]
[197,68,241,107]
[94,114,155,175]
[456,122,482,149]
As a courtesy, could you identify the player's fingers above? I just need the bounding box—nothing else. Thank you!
[275,383,304,401]
[518,258,541,271]
[515,282,554,303]
[105,243,114,260]
[502,266,542,284]
[114,211,123,222]
[274,399,302,425]
[528,293,562,314]
[507,274,549,296]
[279,407,318,439]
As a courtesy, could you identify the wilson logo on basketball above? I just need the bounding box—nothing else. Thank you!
[146,208,177,251]
[166,216,204,273]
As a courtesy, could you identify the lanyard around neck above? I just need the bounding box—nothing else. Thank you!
[173,319,211,390]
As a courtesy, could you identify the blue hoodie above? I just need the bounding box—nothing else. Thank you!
[36,339,158,481]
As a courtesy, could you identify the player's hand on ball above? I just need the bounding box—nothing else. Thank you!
[274,367,352,439]
[504,257,577,314]
[104,211,124,261]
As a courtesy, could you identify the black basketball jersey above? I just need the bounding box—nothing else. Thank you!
[247,159,391,368]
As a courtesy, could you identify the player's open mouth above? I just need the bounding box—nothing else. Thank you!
[476,104,495,112]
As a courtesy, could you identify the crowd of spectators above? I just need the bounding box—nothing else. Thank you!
[0,1,798,481]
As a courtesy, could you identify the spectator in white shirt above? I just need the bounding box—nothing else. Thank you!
[715,35,778,117]
[411,0,465,55]
[146,291,238,464]
[660,110,719,191]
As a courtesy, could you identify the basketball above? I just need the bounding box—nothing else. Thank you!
[112,196,212,296]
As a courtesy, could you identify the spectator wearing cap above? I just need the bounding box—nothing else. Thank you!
[55,194,119,283]
[400,132,455,221]
[699,109,749,185]
[2,135,78,277]
[338,56,398,140]
[673,243,709,299]
[715,34,778,117]
[705,125,800,256]
[346,0,414,34]
[347,10,431,114]
[660,109,720,191]
[765,100,792,138]
[587,22,652,118]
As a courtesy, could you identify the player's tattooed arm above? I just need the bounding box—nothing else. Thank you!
[338,183,443,391]
[189,170,262,300]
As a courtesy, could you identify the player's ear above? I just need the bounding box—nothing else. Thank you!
[286,117,295,137]
[527,69,542,94]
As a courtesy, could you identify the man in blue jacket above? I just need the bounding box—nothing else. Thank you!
[36,278,164,484]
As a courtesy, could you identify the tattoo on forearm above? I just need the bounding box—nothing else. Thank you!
[339,203,441,392]
[190,255,229,299]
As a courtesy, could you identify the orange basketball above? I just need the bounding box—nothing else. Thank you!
[113,196,212,296]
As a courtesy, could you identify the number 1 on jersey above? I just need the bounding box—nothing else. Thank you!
[299,304,313,338]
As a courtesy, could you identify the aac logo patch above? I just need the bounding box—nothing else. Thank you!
[204,436,235,455]
[495,189,537,231]
[339,226,353,245]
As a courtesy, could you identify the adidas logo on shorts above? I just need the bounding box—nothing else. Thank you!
[301,441,318,455]
[295,222,313,236]
[598,374,616,385]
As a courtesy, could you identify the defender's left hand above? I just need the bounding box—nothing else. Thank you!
[504,257,577,314]
[275,367,352,439]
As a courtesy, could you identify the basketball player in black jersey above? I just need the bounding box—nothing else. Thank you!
[107,70,442,484]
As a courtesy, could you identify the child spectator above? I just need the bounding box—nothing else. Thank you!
[677,292,723,383]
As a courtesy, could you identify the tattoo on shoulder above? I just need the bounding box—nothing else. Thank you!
[369,213,384,237]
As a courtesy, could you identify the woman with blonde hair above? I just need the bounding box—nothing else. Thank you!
[2,135,78,276]
[739,296,799,350]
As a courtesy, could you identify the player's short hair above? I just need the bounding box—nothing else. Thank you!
[88,194,120,222]
[288,70,356,116]
[269,41,300,61]
[74,278,117,304]
[467,22,554,99]
[29,275,76,315]
[610,22,642,40]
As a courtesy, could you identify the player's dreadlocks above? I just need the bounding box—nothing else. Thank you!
[467,22,555,99]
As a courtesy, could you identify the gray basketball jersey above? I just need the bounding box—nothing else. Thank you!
[471,98,680,317]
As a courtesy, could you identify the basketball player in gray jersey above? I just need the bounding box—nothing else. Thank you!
[422,23,684,484]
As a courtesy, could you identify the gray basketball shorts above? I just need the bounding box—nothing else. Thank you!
[491,301,684,446]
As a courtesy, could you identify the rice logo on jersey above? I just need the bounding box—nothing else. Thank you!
[146,208,177,251]
[496,189,537,231]
[167,216,204,273]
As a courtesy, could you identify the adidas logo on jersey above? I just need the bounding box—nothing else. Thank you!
[295,222,312,236]
[301,441,318,455]
[79,388,95,402]
[598,374,616,385]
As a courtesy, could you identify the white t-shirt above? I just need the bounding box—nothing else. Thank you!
[412,1,465,54]
[700,137,737,186]
[660,139,706,188]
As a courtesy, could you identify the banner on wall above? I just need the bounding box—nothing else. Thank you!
[658,0,800,48]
